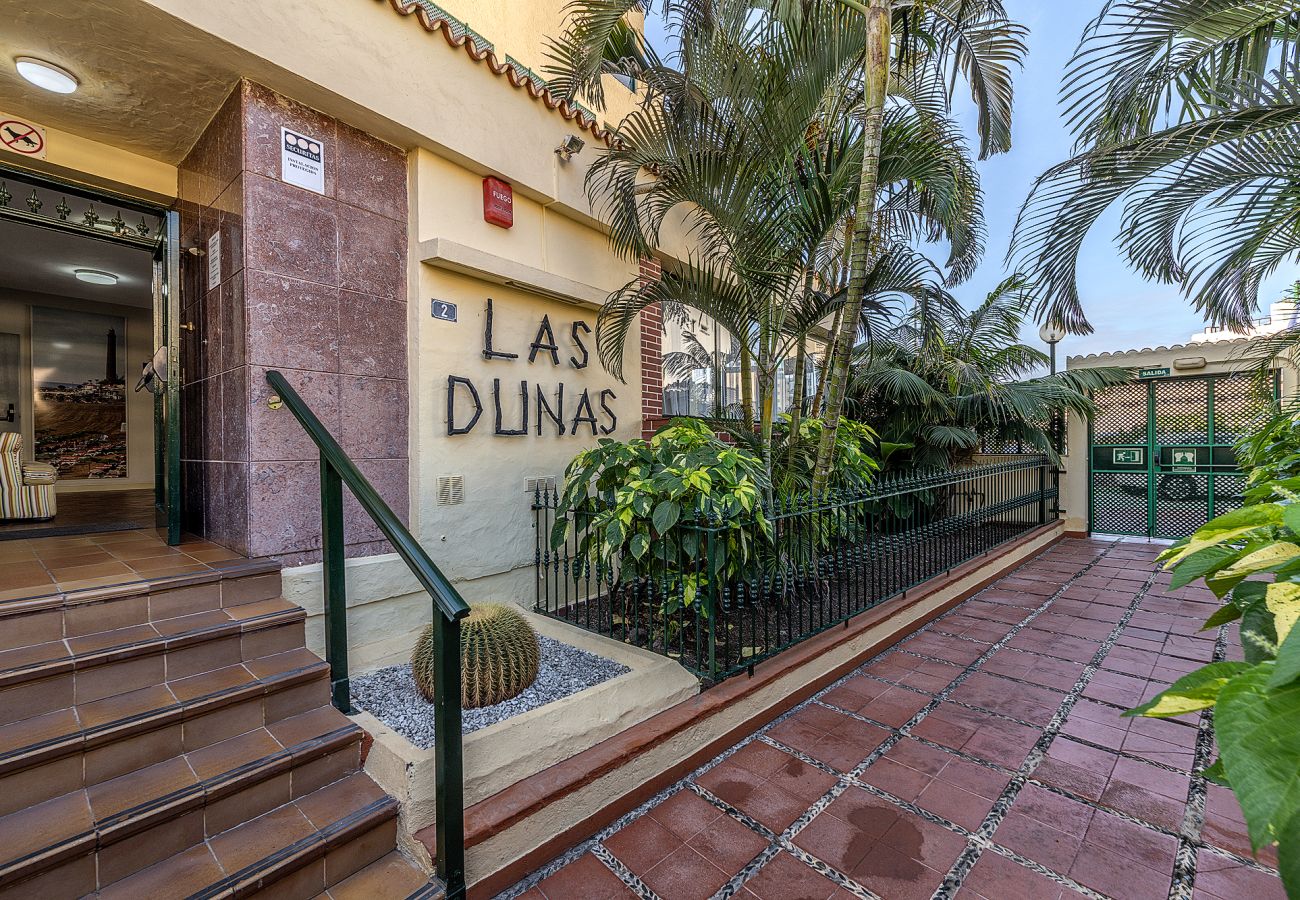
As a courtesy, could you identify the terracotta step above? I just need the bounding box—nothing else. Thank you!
[0,559,283,657]
[0,707,364,895]
[0,648,331,818]
[313,851,442,899]
[71,772,400,899]
[0,597,305,725]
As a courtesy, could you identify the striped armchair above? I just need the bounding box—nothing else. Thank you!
[0,433,57,521]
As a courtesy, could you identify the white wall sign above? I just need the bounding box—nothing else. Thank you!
[280,126,325,195]
[207,231,221,291]
[0,113,47,159]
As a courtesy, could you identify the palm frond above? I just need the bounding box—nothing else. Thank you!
[1009,71,1300,332]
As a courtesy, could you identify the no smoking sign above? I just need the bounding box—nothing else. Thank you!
[0,114,46,159]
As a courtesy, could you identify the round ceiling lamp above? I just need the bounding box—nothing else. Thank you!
[74,269,118,286]
[15,57,79,94]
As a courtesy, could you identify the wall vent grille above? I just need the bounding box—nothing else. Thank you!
[525,476,557,495]
[436,475,465,506]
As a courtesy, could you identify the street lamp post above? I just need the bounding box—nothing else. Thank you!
[1039,322,1067,454]
[1039,321,1066,376]
[1039,322,1067,523]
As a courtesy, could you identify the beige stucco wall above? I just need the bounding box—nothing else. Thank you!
[131,0,638,224]
[0,288,155,491]
[1062,339,1299,534]
[289,138,646,666]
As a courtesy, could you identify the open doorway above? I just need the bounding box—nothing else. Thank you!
[0,164,179,541]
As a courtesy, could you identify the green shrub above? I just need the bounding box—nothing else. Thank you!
[769,415,882,494]
[1239,405,1300,487]
[551,418,769,613]
[1128,416,1300,896]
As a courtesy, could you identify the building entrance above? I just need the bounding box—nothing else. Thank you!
[0,163,181,541]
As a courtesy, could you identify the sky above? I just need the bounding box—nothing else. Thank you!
[640,1,1299,363]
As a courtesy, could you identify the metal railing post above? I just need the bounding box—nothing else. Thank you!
[1038,460,1048,524]
[320,454,350,713]
[705,525,718,682]
[433,613,466,899]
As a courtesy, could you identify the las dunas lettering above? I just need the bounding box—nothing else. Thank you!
[446,299,617,437]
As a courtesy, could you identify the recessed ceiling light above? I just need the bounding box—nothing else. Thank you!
[74,269,118,286]
[15,57,79,94]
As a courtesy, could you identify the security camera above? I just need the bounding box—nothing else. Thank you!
[555,134,586,162]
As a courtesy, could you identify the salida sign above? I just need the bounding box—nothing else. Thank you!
[446,299,617,438]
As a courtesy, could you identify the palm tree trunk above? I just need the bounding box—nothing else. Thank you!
[812,0,891,495]
[813,219,856,419]
[811,305,841,419]
[784,344,807,482]
[740,343,754,430]
[757,357,775,493]
[786,262,815,477]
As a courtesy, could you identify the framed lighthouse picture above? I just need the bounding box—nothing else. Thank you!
[31,306,128,479]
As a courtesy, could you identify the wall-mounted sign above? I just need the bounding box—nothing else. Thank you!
[483,176,514,228]
[446,299,614,438]
[281,127,325,195]
[431,300,458,322]
[0,113,46,159]
[1138,367,1171,379]
[207,231,221,291]
[1170,449,1197,472]
[1113,448,1143,465]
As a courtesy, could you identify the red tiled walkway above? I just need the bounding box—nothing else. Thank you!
[504,538,1284,900]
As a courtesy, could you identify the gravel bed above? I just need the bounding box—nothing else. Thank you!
[349,635,631,749]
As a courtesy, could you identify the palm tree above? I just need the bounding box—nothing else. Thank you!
[847,275,1130,471]
[1012,1,1300,334]
[546,1,1009,480]
[544,2,981,484]
[801,0,1026,492]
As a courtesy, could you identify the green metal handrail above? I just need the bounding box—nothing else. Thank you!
[265,370,468,899]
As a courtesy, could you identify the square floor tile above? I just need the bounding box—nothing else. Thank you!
[537,853,634,900]
[742,851,840,900]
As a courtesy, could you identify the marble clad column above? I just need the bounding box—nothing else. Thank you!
[179,81,409,563]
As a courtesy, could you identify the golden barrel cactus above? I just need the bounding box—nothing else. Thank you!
[411,603,541,709]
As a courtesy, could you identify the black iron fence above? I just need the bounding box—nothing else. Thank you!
[533,456,1058,682]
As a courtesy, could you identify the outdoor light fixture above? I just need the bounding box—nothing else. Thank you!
[555,134,585,162]
[74,269,118,286]
[1038,321,1068,345]
[15,57,79,94]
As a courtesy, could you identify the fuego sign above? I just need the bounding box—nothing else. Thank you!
[483,176,513,228]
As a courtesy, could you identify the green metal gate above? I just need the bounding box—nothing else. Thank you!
[1089,372,1277,538]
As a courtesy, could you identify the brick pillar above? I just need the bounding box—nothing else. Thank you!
[639,257,663,439]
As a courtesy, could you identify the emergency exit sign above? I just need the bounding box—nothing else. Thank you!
[1138,367,1170,379]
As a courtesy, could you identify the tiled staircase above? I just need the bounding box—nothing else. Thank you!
[0,555,440,899]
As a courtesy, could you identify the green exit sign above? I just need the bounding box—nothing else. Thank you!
[1138,367,1171,379]
[1113,448,1144,465]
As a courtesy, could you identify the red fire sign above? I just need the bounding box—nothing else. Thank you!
[483,176,514,229]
